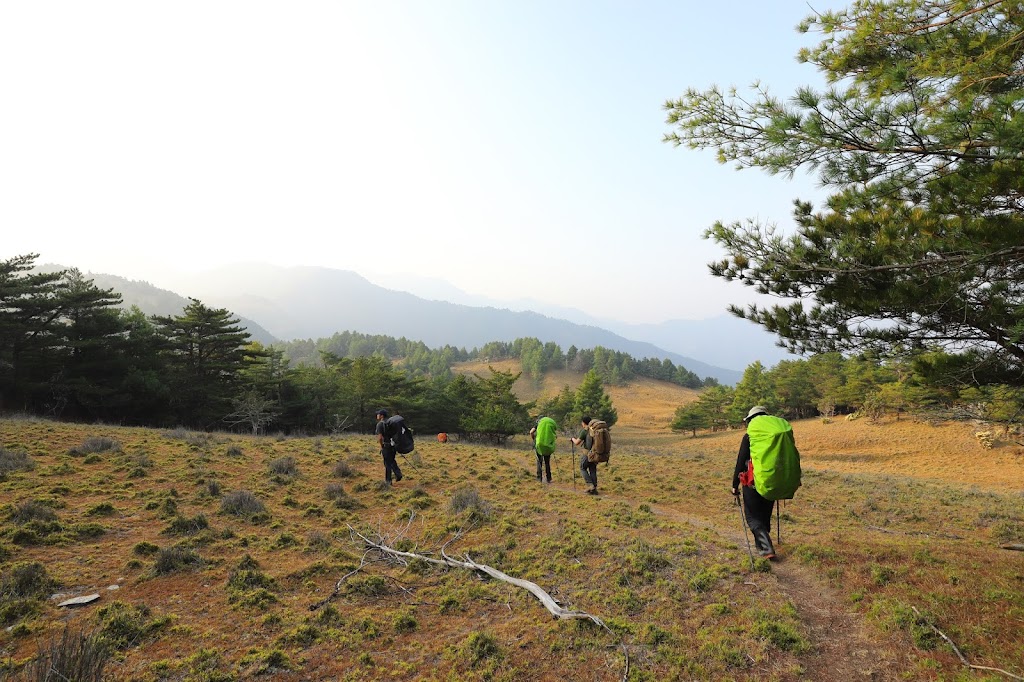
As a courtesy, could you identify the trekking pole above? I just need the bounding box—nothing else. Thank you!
[571,440,576,490]
[736,494,755,570]
[776,500,782,547]
[400,451,419,471]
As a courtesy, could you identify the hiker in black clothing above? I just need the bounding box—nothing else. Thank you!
[374,409,403,485]
[571,416,598,495]
[731,406,775,557]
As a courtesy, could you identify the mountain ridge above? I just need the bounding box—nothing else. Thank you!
[41,262,748,384]
[175,263,745,383]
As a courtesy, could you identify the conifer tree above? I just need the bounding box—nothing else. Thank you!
[0,254,67,411]
[151,299,255,427]
[572,369,617,426]
[665,0,1024,387]
[461,367,531,444]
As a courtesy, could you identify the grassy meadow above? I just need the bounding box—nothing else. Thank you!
[1,379,1023,681]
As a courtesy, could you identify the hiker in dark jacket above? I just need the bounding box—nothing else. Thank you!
[731,406,776,558]
[374,409,403,485]
[570,416,598,495]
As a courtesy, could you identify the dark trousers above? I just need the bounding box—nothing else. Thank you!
[741,486,774,534]
[580,457,597,489]
[742,486,775,552]
[382,447,402,482]
[536,452,551,481]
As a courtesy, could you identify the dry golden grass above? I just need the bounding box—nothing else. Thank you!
[1,373,1023,682]
[689,415,1021,494]
[450,360,700,429]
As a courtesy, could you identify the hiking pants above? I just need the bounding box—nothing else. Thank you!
[535,452,551,481]
[580,457,597,489]
[741,486,774,535]
[382,446,402,483]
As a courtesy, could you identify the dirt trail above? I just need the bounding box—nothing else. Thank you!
[670,499,909,680]
[567,482,909,681]
[657,500,908,680]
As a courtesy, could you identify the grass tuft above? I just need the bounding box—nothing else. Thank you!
[220,490,266,518]
[153,546,203,574]
[69,436,120,456]
[17,626,109,682]
[448,486,493,522]
[0,446,34,476]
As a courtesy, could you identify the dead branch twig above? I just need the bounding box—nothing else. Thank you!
[352,525,630,681]
[912,607,1024,681]
[309,550,371,611]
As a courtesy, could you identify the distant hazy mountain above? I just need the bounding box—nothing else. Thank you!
[360,271,796,370]
[607,317,795,371]
[175,263,744,384]
[38,266,277,345]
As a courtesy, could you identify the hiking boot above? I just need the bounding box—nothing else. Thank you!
[586,487,598,495]
[395,473,403,482]
[754,530,776,558]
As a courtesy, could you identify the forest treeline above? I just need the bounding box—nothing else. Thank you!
[277,333,716,389]
[6,254,1015,440]
[0,255,630,440]
[671,352,1022,435]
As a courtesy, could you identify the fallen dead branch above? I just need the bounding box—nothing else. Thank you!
[999,543,1024,552]
[308,550,371,611]
[347,523,630,681]
[352,525,604,624]
[912,607,1023,681]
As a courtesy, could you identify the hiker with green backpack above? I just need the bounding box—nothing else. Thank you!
[531,416,558,483]
[731,406,802,559]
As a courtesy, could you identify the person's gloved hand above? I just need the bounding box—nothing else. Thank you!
[731,487,739,496]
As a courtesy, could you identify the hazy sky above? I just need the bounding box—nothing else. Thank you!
[2,1,842,324]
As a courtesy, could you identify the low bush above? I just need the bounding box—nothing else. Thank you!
[9,500,57,525]
[269,457,297,476]
[69,437,120,456]
[153,547,203,574]
[162,514,209,536]
[448,487,493,522]
[17,626,109,682]
[0,447,34,476]
[461,631,502,666]
[324,483,359,509]
[221,490,266,518]
[95,601,169,650]
[1,561,58,599]
[332,460,354,478]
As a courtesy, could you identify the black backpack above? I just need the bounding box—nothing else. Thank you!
[385,415,415,454]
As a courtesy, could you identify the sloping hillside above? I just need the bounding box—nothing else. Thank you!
[2,411,1022,681]
[687,414,1021,493]
[450,359,700,429]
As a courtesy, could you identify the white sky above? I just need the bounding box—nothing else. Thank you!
[2,1,841,324]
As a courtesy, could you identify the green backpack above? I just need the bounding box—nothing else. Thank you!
[535,417,558,456]
[746,416,801,500]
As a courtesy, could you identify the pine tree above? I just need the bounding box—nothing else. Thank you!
[151,299,255,427]
[665,0,1024,387]
[572,369,617,426]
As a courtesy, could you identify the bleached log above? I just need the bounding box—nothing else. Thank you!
[912,607,1023,681]
[351,526,604,624]
[457,552,606,625]
[347,524,628,681]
